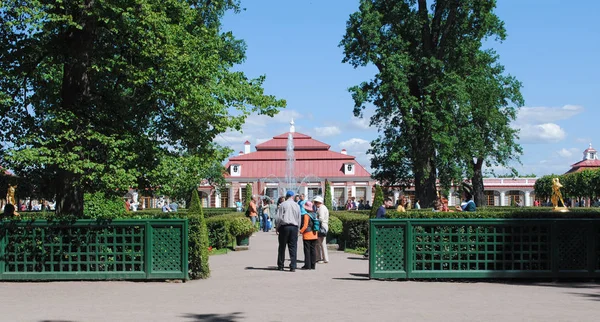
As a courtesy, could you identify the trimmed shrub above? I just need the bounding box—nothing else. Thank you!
[333,212,369,250]
[328,215,343,236]
[83,192,127,219]
[187,189,210,279]
[370,185,384,218]
[229,216,254,237]
[324,180,333,210]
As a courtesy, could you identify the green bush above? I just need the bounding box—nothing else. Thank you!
[187,189,210,279]
[370,185,384,218]
[229,216,255,237]
[83,192,127,219]
[333,212,369,250]
[328,215,343,236]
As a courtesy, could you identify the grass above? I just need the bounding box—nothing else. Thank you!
[344,247,367,255]
[208,248,229,256]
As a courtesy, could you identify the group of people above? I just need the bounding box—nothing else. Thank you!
[275,191,329,272]
[343,197,371,210]
[244,196,277,232]
[432,191,476,212]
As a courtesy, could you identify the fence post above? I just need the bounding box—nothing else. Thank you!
[0,223,5,275]
[368,219,373,279]
[145,221,152,278]
[182,220,189,280]
[406,220,412,279]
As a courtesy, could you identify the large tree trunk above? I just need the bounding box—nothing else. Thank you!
[471,158,485,208]
[55,1,96,217]
[413,139,438,208]
[55,169,84,216]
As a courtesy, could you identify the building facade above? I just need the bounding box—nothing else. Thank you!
[203,122,375,208]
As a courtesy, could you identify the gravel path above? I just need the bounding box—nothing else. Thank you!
[0,231,599,321]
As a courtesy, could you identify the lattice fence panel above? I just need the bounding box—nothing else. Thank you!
[557,225,588,271]
[3,225,145,273]
[373,225,405,272]
[412,224,551,271]
[152,227,182,272]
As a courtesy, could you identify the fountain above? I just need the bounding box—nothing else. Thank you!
[259,119,322,200]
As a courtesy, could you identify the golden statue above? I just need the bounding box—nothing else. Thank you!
[551,178,568,212]
[6,184,16,205]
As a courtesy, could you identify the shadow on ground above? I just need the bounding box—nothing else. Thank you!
[245,266,279,271]
[568,292,600,301]
[346,256,367,261]
[39,320,77,322]
[332,272,370,281]
[182,312,243,322]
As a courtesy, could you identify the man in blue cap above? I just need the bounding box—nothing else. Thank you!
[276,190,302,272]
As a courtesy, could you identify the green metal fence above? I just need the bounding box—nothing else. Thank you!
[369,219,600,279]
[0,219,188,280]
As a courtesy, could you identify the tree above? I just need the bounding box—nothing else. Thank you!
[243,183,253,210]
[341,0,508,207]
[454,50,523,207]
[533,175,554,201]
[188,189,210,279]
[147,148,229,204]
[370,185,384,218]
[323,179,333,211]
[0,0,285,216]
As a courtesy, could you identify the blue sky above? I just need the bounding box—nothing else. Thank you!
[217,0,600,177]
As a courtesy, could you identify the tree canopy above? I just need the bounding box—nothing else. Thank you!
[341,0,521,206]
[0,0,285,215]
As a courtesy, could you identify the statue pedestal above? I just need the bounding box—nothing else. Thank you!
[552,207,569,212]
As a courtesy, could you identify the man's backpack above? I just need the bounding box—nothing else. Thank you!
[308,213,320,232]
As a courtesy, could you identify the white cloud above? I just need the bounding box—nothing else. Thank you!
[255,137,270,144]
[515,105,584,124]
[339,138,373,171]
[314,126,341,137]
[339,138,370,150]
[557,148,580,158]
[244,109,302,127]
[349,116,371,130]
[516,123,566,143]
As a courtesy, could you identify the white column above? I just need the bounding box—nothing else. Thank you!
[351,186,356,198]
[330,186,334,203]
[303,186,308,197]
[215,190,221,208]
[393,190,400,204]
[500,191,506,206]
[524,190,531,207]
[448,188,455,206]
[366,185,373,204]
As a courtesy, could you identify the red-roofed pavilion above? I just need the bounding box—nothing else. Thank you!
[565,144,600,174]
[205,121,374,208]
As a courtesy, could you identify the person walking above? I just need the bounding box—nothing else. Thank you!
[313,196,329,264]
[276,190,301,272]
[300,201,319,270]
[262,199,271,232]
[248,196,258,227]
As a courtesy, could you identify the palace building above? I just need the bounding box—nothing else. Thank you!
[198,121,375,208]
[197,123,597,209]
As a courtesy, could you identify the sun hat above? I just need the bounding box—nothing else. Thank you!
[313,196,324,203]
[303,201,314,212]
[285,190,295,198]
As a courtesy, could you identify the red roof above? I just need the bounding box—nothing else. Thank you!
[225,132,371,179]
[255,132,330,150]
[565,159,600,174]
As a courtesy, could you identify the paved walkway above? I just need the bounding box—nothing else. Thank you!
[0,231,599,321]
